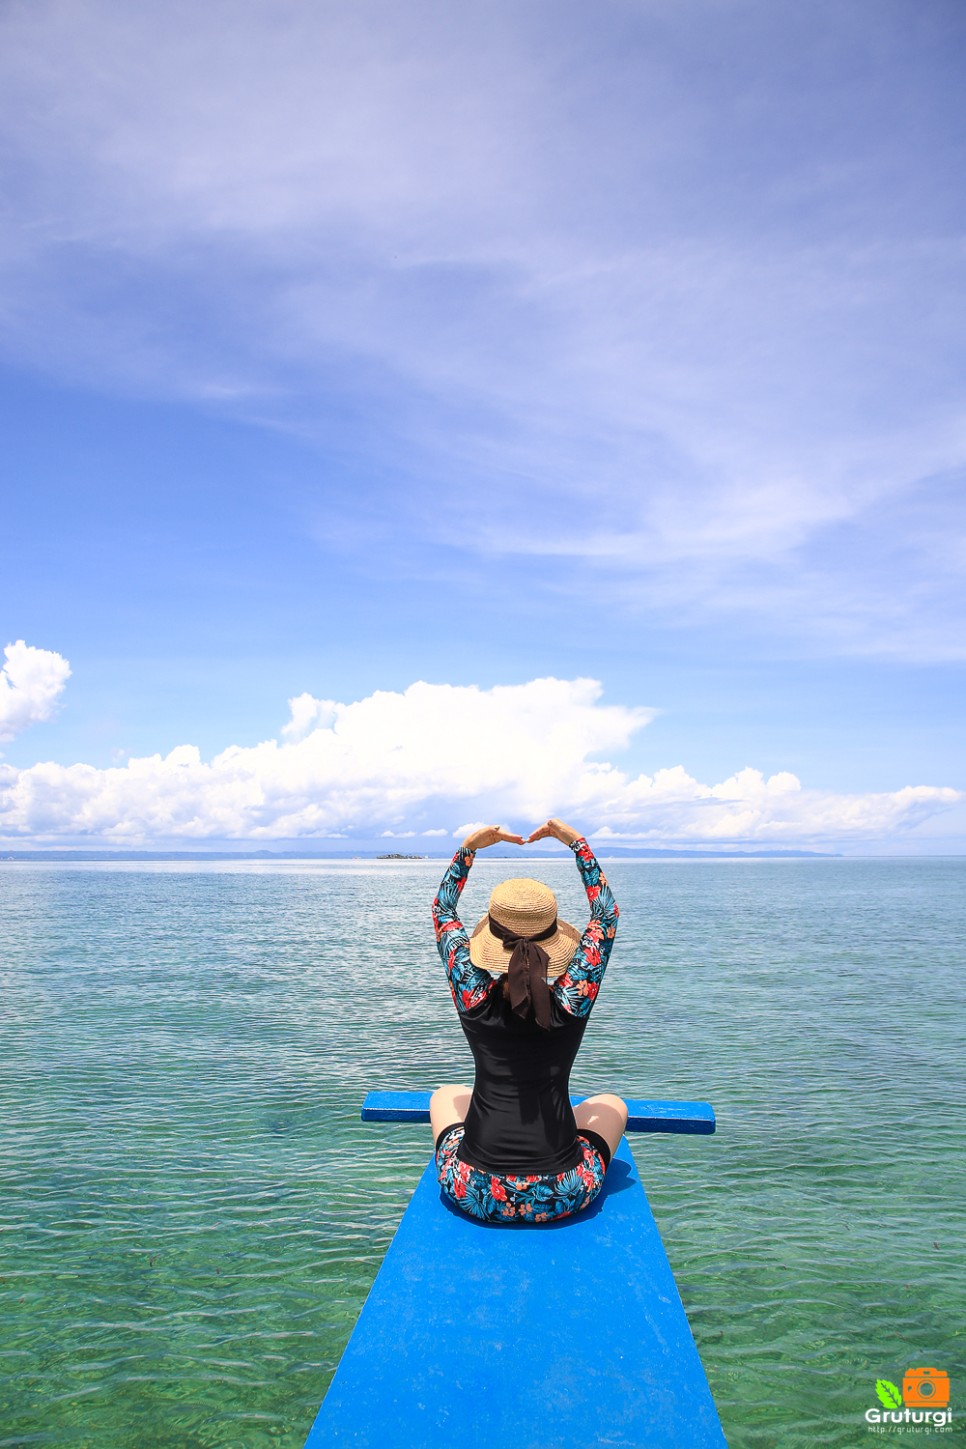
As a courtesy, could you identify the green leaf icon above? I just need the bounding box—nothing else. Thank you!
[876,1380,902,1409]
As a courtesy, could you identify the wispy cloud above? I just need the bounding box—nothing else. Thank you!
[1,1,963,656]
[0,675,958,848]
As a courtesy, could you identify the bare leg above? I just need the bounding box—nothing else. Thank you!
[429,1083,473,1144]
[574,1093,628,1167]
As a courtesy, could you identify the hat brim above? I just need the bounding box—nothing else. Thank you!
[468,916,582,978]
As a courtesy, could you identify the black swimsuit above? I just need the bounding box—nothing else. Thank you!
[456,985,590,1173]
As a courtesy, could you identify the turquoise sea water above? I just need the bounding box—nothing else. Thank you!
[1,856,964,1448]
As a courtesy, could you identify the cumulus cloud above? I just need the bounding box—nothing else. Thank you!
[0,641,71,743]
[593,770,961,844]
[0,676,959,848]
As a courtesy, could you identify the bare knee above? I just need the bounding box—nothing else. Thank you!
[574,1093,628,1163]
[429,1083,473,1141]
[589,1092,628,1125]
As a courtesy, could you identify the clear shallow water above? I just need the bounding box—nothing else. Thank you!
[1,857,963,1448]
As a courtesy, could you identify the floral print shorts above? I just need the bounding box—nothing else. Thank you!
[435,1125,609,1225]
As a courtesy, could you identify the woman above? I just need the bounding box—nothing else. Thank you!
[430,817,627,1224]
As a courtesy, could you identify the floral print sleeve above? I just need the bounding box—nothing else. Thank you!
[432,848,493,1014]
[553,838,619,1019]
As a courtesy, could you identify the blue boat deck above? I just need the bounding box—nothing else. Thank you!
[303,1093,725,1448]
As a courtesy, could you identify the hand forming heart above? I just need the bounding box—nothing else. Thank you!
[460,818,581,852]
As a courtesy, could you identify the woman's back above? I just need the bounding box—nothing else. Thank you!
[457,985,588,1173]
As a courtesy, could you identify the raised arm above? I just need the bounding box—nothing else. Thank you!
[432,825,525,1015]
[432,848,492,1014]
[553,837,619,1017]
[526,819,619,1020]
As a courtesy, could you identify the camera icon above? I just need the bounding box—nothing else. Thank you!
[902,1367,950,1408]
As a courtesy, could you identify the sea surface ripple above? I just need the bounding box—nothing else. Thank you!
[1,856,963,1447]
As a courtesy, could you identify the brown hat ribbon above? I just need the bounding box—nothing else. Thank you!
[486,914,558,1031]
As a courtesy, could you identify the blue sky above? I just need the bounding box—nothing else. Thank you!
[1,0,964,851]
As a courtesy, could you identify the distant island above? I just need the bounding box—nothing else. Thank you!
[376,852,425,860]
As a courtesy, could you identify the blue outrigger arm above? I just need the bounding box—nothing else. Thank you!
[303,1091,726,1449]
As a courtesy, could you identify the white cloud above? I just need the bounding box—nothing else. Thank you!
[0,641,71,743]
[0,3,964,657]
[594,771,961,845]
[0,676,959,848]
[281,691,337,741]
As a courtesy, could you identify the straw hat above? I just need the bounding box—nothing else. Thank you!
[468,877,581,978]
